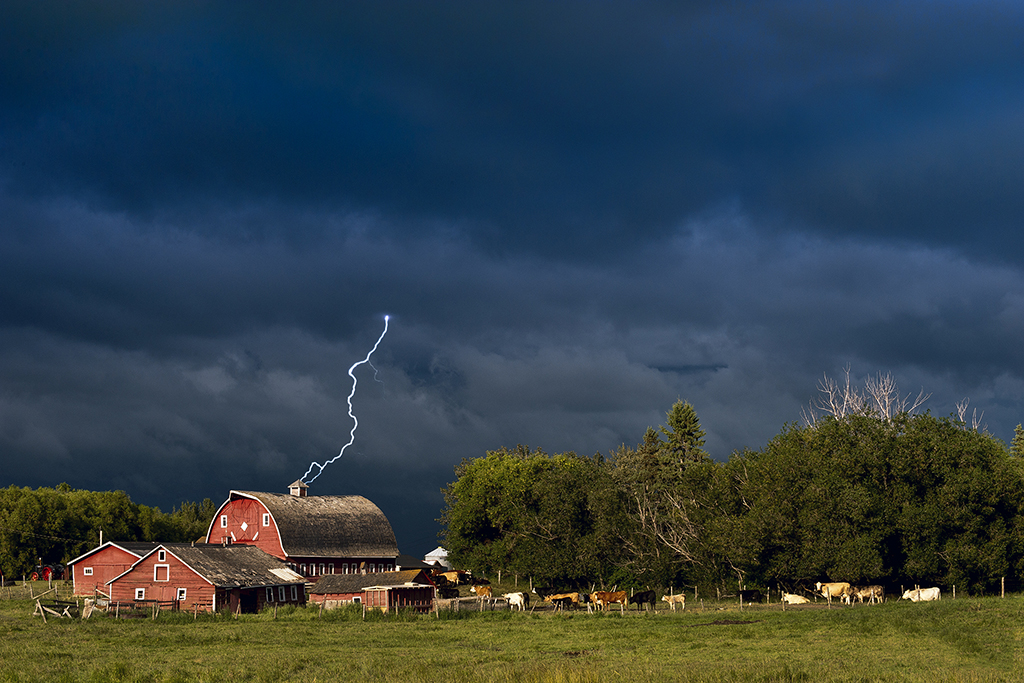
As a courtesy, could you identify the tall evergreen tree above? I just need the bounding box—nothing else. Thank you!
[660,400,710,467]
[1011,423,1024,458]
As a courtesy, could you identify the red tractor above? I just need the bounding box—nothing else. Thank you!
[30,564,65,581]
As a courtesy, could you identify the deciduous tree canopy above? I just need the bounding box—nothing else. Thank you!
[441,400,1024,595]
[0,484,215,577]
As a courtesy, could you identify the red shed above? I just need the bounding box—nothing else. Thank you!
[309,569,435,610]
[107,544,306,614]
[67,542,164,597]
[205,481,399,581]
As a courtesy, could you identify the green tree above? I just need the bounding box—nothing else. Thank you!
[613,401,718,583]
[0,485,216,577]
[724,413,1024,595]
[440,446,624,586]
[1011,424,1024,458]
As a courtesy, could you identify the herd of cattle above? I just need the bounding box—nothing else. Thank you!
[430,570,942,612]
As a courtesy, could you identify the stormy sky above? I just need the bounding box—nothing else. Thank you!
[3,1,1024,556]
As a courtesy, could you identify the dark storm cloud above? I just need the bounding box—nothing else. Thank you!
[4,1,1024,552]
[4,1,1024,257]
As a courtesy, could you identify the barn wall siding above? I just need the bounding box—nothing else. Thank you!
[108,553,213,607]
[70,546,140,597]
[211,498,285,561]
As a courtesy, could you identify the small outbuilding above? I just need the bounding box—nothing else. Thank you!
[68,542,166,597]
[424,546,451,569]
[309,569,435,613]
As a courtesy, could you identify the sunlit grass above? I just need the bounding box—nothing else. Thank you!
[2,585,1023,682]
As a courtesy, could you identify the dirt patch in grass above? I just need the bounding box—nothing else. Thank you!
[687,619,761,627]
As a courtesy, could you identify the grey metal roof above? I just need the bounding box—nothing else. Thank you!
[310,570,430,595]
[161,544,305,589]
[231,490,399,559]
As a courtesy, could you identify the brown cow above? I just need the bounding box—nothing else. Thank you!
[544,592,582,611]
[470,585,493,599]
[590,590,628,613]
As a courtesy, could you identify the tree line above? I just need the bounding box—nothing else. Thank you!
[0,484,216,577]
[441,396,1024,596]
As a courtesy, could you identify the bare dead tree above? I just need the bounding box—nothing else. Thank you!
[864,372,930,419]
[955,398,985,432]
[803,367,929,426]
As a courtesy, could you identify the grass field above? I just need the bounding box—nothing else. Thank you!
[2,583,1023,682]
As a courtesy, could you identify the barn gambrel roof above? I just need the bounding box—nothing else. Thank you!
[230,490,399,559]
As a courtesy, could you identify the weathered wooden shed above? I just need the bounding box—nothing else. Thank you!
[107,544,306,614]
[309,569,435,612]
[362,583,435,614]
[204,481,399,581]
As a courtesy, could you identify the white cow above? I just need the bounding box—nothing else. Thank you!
[815,582,853,605]
[902,587,940,602]
[662,594,686,611]
[781,593,810,605]
[503,592,528,611]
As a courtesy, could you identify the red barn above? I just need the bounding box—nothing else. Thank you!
[205,481,399,581]
[107,544,306,614]
[67,542,164,597]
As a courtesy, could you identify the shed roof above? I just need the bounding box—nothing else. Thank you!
[310,570,431,595]
[68,541,192,566]
[147,544,305,589]
[230,490,399,559]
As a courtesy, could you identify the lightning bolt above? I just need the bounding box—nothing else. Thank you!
[301,315,390,484]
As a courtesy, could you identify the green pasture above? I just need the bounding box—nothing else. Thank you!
[2,583,1023,682]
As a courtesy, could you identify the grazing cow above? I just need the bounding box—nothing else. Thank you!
[902,587,940,602]
[853,585,884,604]
[533,586,561,600]
[738,589,763,604]
[662,594,686,611]
[503,592,529,610]
[437,585,460,599]
[437,570,471,586]
[781,593,810,605]
[815,582,853,605]
[470,585,493,599]
[545,592,580,611]
[590,590,628,613]
[629,590,657,612]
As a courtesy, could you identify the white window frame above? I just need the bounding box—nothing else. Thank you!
[135,588,146,601]
[177,588,187,601]
[158,549,166,562]
[220,515,227,528]
[83,567,93,576]
[278,586,286,602]
[300,563,307,575]
[328,563,334,575]
[291,585,298,601]
[262,513,270,527]
[154,564,170,582]
[266,587,274,603]
[319,563,326,576]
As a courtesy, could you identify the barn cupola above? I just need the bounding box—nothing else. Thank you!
[288,479,309,497]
